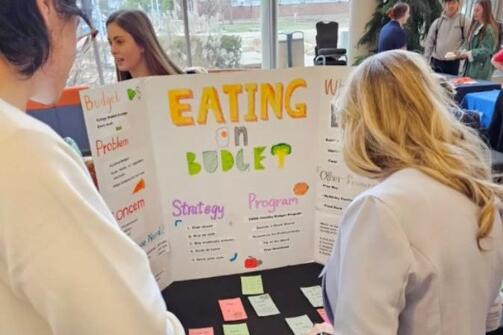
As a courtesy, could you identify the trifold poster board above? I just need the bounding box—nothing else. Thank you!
[80,67,373,290]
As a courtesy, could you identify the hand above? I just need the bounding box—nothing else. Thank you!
[307,322,335,335]
[455,50,469,59]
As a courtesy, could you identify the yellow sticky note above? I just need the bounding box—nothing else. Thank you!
[223,323,250,335]
[241,275,264,295]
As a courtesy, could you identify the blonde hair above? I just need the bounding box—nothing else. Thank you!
[337,50,502,248]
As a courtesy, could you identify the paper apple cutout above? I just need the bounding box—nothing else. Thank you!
[244,256,262,269]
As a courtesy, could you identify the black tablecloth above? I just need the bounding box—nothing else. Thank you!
[162,262,324,335]
[162,263,503,335]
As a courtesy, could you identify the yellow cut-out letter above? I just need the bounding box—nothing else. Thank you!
[285,79,307,118]
[169,89,194,126]
[198,87,225,125]
[260,83,283,121]
[244,83,258,122]
[223,84,243,123]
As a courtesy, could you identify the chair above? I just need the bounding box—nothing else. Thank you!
[313,21,347,66]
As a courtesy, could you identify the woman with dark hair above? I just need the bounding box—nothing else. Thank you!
[0,1,184,334]
[106,9,183,81]
[458,0,499,80]
[377,2,411,53]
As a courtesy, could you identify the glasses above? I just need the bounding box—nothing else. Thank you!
[76,16,98,54]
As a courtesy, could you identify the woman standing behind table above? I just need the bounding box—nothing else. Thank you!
[378,2,411,53]
[458,0,499,80]
[106,9,184,81]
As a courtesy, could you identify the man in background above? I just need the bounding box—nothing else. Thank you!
[424,0,470,75]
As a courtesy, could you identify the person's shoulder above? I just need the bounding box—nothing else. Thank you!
[0,98,58,146]
[0,103,86,184]
[431,16,441,25]
[462,14,470,24]
[354,169,442,210]
[486,23,497,35]
[381,20,394,31]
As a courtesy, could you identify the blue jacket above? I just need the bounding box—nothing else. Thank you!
[378,20,407,53]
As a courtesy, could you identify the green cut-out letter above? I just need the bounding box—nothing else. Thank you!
[186,152,201,176]
[254,147,266,170]
[221,150,234,172]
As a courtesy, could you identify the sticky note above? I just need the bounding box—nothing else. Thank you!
[218,297,248,321]
[189,327,214,335]
[223,323,250,335]
[285,315,314,335]
[300,285,323,307]
[316,308,329,323]
[248,293,280,316]
[241,275,264,295]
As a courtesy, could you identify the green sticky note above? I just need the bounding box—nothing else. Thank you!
[285,315,313,335]
[241,275,264,295]
[248,293,280,317]
[223,323,250,335]
[300,285,323,307]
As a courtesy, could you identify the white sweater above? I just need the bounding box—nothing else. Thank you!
[323,168,503,335]
[0,98,184,335]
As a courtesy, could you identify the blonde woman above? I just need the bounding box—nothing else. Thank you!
[321,50,503,334]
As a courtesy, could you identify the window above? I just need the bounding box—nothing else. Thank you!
[277,0,349,66]
[67,0,349,86]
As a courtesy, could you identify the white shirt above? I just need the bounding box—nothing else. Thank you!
[0,98,184,335]
[323,168,503,335]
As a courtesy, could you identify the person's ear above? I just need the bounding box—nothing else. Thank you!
[36,0,54,26]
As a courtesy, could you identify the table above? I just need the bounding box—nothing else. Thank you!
[162,263,325,335]
[443,75,501,103]
[461,89,500,128]
[162,262,503,334]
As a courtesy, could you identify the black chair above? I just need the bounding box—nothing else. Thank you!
[313,21,347,66]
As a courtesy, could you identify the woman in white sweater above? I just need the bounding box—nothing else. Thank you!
[320,50,503,335]
[0,1,184,334]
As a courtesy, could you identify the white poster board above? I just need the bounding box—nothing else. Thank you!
[81,67,373,289]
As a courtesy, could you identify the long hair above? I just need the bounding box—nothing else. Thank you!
[106,10,183,81]
[337,50,503,249]
[386,2,409,20]
[468,0,499,50]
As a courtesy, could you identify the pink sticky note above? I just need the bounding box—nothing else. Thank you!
[218,297,248,321]
[189,327,214,335]
[317,308,329,323]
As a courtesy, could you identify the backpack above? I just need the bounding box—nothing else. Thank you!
[433,15,466,51]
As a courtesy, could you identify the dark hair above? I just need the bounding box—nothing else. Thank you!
[387,2,410,20]
[468,0,499,50]
[106,10,183,81]
[0,0,87,77]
